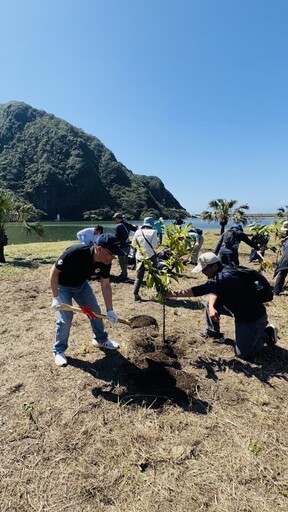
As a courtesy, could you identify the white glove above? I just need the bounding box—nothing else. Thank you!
[51,296,62,309]
[106,309,118,324]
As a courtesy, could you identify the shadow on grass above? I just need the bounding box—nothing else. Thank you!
[165,298,205,311]
[67,351,212,414]
[6,257,54,268]
[192,344,288,386]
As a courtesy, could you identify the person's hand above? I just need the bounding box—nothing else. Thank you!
[209,306,220,323]
[166,291,178,298]
[51,296,62,309]
[106,309,118,324]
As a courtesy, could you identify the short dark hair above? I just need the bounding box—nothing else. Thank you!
[94,225,103,233]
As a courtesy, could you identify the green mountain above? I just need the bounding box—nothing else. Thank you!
[0,101,188,220]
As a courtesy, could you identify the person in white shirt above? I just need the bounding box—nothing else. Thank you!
[76,225,103,245]
[131,217,158,301]
[187,228,204,264]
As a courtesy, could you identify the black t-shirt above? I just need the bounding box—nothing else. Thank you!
[192,266,266,322]
[55,244,111,286]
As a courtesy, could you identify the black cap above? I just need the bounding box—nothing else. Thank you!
[95,233,124,256]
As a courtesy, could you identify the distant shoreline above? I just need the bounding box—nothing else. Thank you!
[192,213,276,219]
[247,213,276,218]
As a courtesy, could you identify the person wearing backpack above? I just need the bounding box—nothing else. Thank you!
[214,224,259,266]
[167,252,277,361]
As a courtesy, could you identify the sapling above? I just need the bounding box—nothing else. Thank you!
[248,220,285,267]
[137,224,193,343]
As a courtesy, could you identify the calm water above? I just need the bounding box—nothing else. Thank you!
[5,217,276,245]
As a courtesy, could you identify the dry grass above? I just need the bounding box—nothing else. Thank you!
[1,233,288,511]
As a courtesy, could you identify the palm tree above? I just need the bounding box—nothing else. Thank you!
[0,189,44,263]
[277,206,288,219]
[201,199,249,234]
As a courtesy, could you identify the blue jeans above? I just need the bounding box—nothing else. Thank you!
[53,281,108,354]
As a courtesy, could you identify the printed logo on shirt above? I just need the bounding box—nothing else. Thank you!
[57,259,63,266]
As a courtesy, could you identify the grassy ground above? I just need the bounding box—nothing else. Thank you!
[1,232,287,511]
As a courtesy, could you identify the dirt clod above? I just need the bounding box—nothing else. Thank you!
[129,314,158,328]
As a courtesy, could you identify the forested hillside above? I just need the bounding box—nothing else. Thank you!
[0,101,188,220]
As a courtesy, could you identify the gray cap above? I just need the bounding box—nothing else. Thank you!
[192,252,220,273]
[113,212,124,219]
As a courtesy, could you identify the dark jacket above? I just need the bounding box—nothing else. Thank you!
[115,221,137,248]
[274,237,288,275]
[215,227,259,258]
[192,264,266,322]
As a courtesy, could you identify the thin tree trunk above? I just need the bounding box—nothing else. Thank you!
[162,301,166,344]
[220,222,227,235]
[0,245,5,263]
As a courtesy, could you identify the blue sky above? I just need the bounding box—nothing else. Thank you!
[1,0,287,214]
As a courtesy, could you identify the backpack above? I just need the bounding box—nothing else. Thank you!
[227,266,274,303]
[223,229,238,248]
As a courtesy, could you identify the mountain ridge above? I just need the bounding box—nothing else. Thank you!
[0,101,188,220]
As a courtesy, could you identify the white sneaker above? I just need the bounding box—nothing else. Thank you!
[92,339,119,350]
[54,352,68,367]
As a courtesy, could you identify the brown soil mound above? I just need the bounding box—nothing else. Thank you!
[129,314,158,328]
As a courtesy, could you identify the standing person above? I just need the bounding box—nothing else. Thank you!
[214,224,259,266]
[174,215,184,226]
[167,252,276,360]
[50,233,124,367]
[76,225,103,245]
[154,217,165,244]
[132,217,158,301]
[273,220,288,295]
[113,212,137,281]
[188,228,204,264]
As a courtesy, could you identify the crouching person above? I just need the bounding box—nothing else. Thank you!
[50,234,124,367]
[167,252,277,361]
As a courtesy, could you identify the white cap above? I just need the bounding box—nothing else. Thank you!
[192,252,220,273]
